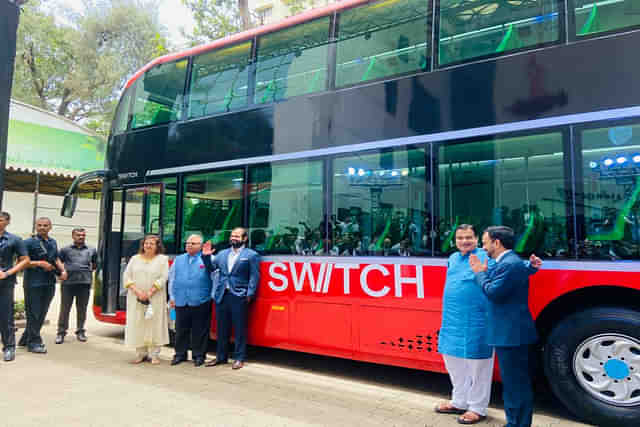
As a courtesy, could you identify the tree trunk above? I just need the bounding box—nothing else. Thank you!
[238,0,250,30]
[57,87,72,117]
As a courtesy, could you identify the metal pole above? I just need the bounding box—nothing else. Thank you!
[0,2,22,211]
[32,171,39,234]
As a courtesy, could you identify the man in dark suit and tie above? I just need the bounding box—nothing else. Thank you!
[469,226,539,427]
[202,227,260,369]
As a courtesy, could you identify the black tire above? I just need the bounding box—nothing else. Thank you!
[543,307,640,427]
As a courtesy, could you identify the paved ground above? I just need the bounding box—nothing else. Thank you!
[1,287,592,427]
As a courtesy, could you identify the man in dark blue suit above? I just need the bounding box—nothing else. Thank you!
[469,226,539,427]
[202,227,260,369]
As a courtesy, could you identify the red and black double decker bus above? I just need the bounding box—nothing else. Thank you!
[63,0,640,424]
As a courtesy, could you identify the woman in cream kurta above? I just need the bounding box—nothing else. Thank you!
[123,235,169,364]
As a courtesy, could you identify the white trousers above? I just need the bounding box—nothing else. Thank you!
[442,353,494,416]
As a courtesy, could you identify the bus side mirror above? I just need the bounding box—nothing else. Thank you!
[61,193,78,218]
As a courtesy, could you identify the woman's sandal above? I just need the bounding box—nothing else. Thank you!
[434,402,466,415]
[129,356,148,364]
[150,358,161,365]
[457,411,487,425]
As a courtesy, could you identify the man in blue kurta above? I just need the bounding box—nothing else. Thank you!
[437,225,542,424]
[169,234,213,367]
[437,225,495,424]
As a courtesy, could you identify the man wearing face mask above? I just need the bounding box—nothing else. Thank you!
[201,227,260,369]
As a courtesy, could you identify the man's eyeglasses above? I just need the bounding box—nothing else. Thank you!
[185,242,201,245]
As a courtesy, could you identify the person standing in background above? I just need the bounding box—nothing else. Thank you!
[20,217,67,354]
[0,212,29,362]
[56,228,97,344]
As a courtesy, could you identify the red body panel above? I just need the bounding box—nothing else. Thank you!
[97,259,640,372]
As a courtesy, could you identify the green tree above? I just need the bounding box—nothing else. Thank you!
[282,0,316,16]
[181,0,252,45]
[11,0,169,134]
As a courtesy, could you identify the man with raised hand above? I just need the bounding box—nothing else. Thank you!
[470,226,539,427]
[202,227,260,370]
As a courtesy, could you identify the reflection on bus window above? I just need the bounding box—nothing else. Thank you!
[255,17,330,104]
[574,0,640,37]
[332,147,431,257]
[161,177,178,254]
[248,161,324,255]
[189,42,251,118]
[181,170,244,250]
[113,87,132,134]
[131,60,187,129]
[336,0,430,87]
[437,132,569,258]
[438,0,560,66]
[579,124,640,260]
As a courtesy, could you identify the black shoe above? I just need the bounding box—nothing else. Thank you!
[3,348,15,362]
[55,334,64,344]
[170,355,187,366]
[193,357,205,367]
[28,344,47,354]
[76,331,87,342]
[17,335,27,347]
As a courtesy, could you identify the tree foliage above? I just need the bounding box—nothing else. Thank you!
[181,0,252,46]
[11,0,169,134]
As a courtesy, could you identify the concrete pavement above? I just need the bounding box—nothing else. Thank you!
[0,286,592,427]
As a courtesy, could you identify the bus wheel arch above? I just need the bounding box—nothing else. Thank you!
[539,301,640,427]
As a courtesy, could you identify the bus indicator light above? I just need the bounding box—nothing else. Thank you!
[616,156,627,164]
[603,158,614,167]
[589,161,598,169]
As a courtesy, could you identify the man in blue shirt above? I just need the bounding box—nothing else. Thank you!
[20,217,67,354]
[169,234,213,367]
[0,212,29,362]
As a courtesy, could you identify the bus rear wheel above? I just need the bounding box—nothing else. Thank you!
[543,307,640,427]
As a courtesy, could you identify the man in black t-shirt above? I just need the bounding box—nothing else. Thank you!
[56,228,96,344]
[20,218,67,354]
[0,212,29,362]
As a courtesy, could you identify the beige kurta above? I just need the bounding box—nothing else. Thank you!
[123,254,170,348]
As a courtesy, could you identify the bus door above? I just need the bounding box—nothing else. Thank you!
[104,184,164,314]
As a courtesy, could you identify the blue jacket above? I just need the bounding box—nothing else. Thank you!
[474,250,538,347]
[168,252,212,307]
[203,247,260,304]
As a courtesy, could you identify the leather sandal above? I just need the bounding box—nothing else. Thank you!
[457,411,487,424]
[434,402,466,415]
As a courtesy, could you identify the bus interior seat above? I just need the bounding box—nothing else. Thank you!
[588,177,640,241]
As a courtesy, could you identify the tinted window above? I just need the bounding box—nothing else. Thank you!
[131,60,187,129]
[248,161,324,255]
[438,0,560,66]
[182,169,244,250]
[255,17,330,104]
[578,123,640,260]
[436,132,569,258]
[332,147,432,256]
[189,42,252,118]
[336,0,430,87]
[574,0,640,37]
[113,87,132,134]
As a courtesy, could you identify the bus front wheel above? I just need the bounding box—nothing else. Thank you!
[543,307,640,427]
